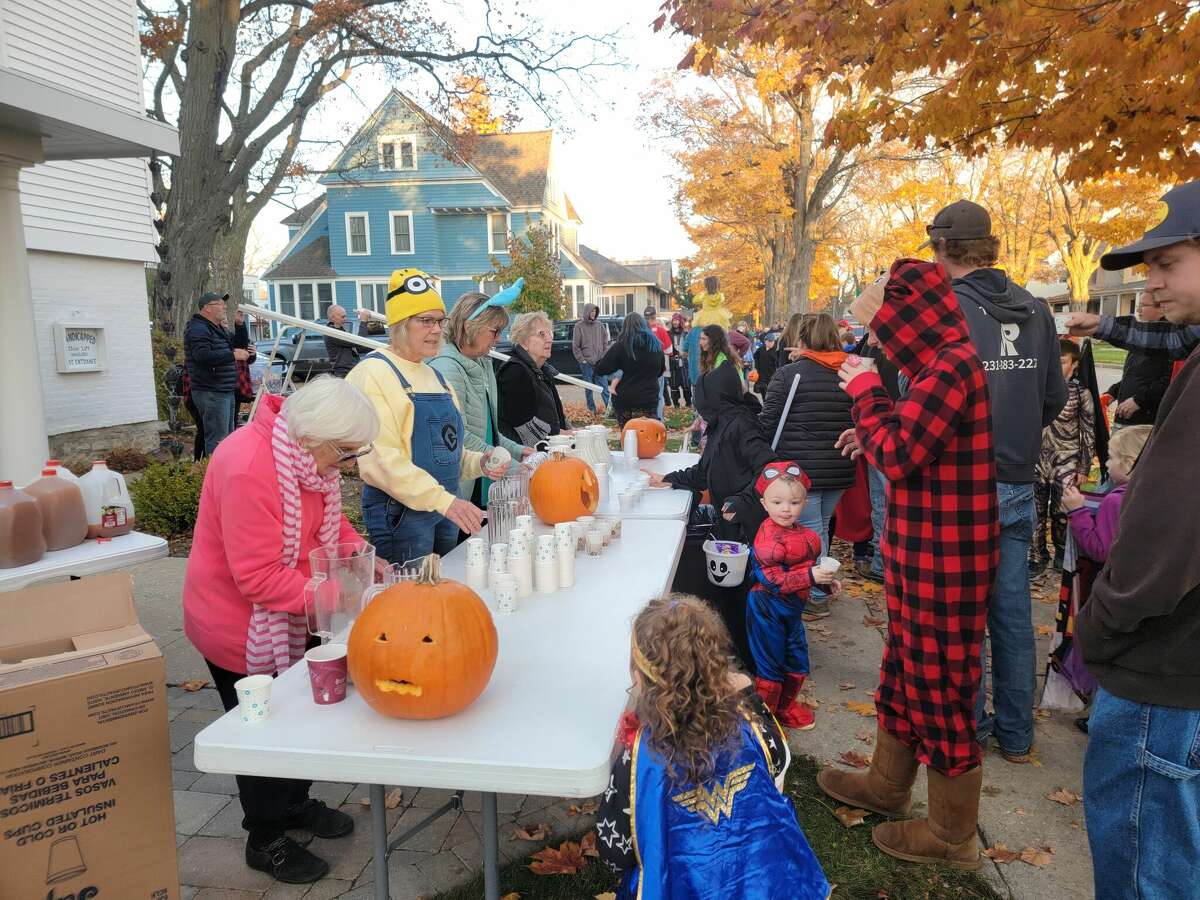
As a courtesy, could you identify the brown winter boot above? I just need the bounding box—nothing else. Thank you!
[872,765,984,870]
[816,727,917,817]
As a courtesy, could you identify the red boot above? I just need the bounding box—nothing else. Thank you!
[776,673,815,730]
[754,677,782,711]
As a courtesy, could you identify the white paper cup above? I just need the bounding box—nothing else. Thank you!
[464,537,487,565]
[536,534,557,562]
[554,522,575,551]
[576,515,595,530]
[534,560,558,593]
[514,514,534,533]
[234,674,272,725]
[618,491,636,512]
[493,574,518,614]
[556,548,575,588]
[489,542,508,564]
[465,560,487,591]
[818,556,841,574]
[586,527,606,556]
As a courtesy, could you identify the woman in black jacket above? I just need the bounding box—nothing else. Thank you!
[753,332,780,396]
[758,313,854,617]
[645,358,776,665]
[497,311,568,446]
[594,312,665,427]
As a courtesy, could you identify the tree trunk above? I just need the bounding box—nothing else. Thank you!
[787,236,816,316]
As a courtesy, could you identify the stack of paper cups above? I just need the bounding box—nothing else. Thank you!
[464,538,488,590]
[534,560,558,593]
[595,462,610,504]
[556,545,575,588]
[508,541,533,597]
[553,522,575,554]
[493,574,518,614]
[488,543,508,590]
[624,429,639,467]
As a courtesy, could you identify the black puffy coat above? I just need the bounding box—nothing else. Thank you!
[1109,347,1172,426]
[497,344,568,446]
[184,314,237,393]
[758,355,855,491]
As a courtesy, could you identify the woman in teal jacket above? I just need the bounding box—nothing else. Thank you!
[430,292,531,507]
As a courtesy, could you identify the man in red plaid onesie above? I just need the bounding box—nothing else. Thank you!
[817,259,999,870]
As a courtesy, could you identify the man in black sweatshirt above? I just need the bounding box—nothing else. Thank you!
[924,201,1068,761]
[1073,180,1200,900]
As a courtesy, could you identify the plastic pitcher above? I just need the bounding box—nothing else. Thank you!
[24,469,88,551]
[0,481,46,568]
[306,543,376,641]
[78,461,135,538]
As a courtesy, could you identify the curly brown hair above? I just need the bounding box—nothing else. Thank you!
[631,594,744,787]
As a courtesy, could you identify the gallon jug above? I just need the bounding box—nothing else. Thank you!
[25,468,89,551]
[0,481,47,568]
[45,459,80,485]
[78,461,136,538]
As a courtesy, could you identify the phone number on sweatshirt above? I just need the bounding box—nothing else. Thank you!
[982,358,1040,371]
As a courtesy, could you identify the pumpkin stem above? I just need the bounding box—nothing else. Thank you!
[418,553,442,585]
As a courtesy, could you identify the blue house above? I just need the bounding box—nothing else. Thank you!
[263,90,670,324]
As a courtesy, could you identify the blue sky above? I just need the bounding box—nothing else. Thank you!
[251,1,697,271]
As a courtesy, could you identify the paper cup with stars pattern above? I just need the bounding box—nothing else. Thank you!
[234,674,272,725]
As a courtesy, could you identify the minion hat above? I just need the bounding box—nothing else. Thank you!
[385,268,444,325]
[755,461,812,497]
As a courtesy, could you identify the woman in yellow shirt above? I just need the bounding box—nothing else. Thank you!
[347,269,506,563]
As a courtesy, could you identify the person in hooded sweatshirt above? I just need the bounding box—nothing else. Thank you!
[818,259,998,871]
[923,200,1067,764]
[571,303,612,414]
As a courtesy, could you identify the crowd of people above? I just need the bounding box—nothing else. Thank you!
[176,187,1200,897]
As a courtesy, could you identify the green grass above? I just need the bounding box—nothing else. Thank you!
[1090,341,1127,367]
[434,755,1001,900]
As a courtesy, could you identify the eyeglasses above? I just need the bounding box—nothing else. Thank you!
[329,443,374,464]
[411,315,446,330]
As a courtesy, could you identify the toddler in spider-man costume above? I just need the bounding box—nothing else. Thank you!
[748,461,842,730]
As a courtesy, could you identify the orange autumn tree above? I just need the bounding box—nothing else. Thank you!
[684,221,767,324]
[654,0,1200,183]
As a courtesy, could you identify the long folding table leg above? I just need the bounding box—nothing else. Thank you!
[370,783,389,900]
[482,792,500,900]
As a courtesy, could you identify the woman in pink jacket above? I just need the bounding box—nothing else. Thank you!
[183,376,379,885]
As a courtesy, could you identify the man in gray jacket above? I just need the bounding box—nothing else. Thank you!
[571,303,611,413]
[924,200,1068,763]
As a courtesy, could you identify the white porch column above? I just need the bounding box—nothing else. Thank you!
[0,129,49,485]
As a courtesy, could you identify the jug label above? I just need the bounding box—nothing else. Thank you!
[100,507,127,528]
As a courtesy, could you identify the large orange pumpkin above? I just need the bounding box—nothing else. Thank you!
[529,451,599,523]
[348,555,498,719]
[621,417,667,459]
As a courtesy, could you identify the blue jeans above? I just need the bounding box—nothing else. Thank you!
[1085,688,1200,899]
[798,488,845,600]
[656,375,666,420]
[578,362,610,413]
[976,482,1036,753]
[867,464,887,577]
[362,487,461,566]
[191,388,236,457]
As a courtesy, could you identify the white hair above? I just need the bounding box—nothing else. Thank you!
[510,310,552,346]
[283,376,380,447]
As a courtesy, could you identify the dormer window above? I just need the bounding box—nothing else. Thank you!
[379,135,417,171]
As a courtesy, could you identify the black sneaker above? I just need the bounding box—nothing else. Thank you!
[246,835,329,884]
[282,799,355,839]
[1075,717,1090,735]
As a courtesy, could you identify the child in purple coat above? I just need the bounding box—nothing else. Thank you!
[1061,425,1154,561]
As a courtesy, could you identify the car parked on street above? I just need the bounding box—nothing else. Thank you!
[254,324,387,380]
[494,316,622,376]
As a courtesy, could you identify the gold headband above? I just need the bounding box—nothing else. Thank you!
[631,633,664,687]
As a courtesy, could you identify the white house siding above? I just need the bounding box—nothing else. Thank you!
[0,0,144,113]
[29,252,157,437]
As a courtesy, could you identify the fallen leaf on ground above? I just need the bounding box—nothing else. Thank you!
[1036,625,1055,636]
[1046,788,1081,806]
[839,682,856,691]
[797,692,821,708]
[1014,808,1027,815]
[833,806,869,827]
[568,799,598,816]
[529,840,587,875]
[837,750,872,769]
[580,831,599,857]
[863,616,885,627]
[984,843,1019,864]
[857,731,874,745]
[981,785,1002,797]
[1019,846,1054,868]
[1034,708,1051,720]
[845,700,876,717]
[179,679,209,692]
[385,788,403,809]
[511,823,550,842]
[1070,820,1081,829]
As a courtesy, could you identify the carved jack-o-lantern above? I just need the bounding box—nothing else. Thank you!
[621,417,667,459]
[529,451,599,524]
[348,555,498,719]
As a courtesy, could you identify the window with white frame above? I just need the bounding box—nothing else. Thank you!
[378,135,417,171]
[389,211,414,254]
[358,281,389,314]
[346,213,370,255]
[479,279,499,297]
[488,212,511,254]
[273,281,335,321]
[277,284,296,317]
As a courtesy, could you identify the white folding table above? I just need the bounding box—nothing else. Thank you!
[0,531,169,591]
[593,451,701,521]
[193,518,686,900]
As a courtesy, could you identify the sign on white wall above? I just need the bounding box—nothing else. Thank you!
[52,322,107,373]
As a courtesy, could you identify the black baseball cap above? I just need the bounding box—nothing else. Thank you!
[643,306,658,318]
[919,200,992,250]
[197,291,230,309]
[1101,182,1200,270]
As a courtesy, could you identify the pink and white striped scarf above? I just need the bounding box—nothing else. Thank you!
[244,413,342,675]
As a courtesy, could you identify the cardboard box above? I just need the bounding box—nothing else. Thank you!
[0,573,179,900]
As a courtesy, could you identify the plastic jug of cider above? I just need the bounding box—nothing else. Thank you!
[0,481,47,568]
[45,459,80,485]
[78,461,136,538]
[24,468,89,551]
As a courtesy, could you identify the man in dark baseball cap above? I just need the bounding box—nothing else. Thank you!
[1073,183,1200,898]
[918,199,993,250]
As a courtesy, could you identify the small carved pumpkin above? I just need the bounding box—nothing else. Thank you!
[529,451,599,524]
[621,417,667,459]
[348,555,498,719]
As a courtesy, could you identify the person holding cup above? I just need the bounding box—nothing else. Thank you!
[182,376,382,885]
[348,269,508,563]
